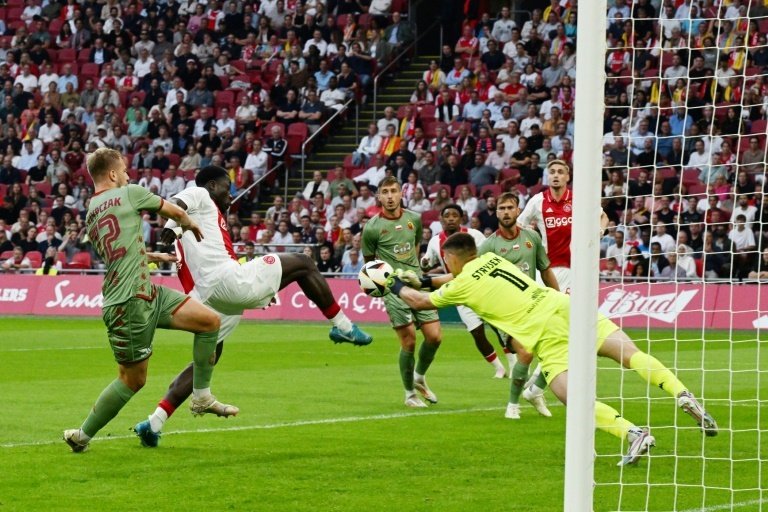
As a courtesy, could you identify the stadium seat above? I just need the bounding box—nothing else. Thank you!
[499,168,520,183]
[421,210,439,225]
[214,90,235,110]
[687,183,707,194]
[77,48,91,63]
[419,104,436,119]
[57,48,76,63]
[479,184,502,198]
[0,250,13,260]
[454,184,476,198]
[48,19,64,36]
[263,121,285,138]
[694,258,703,278]
[750,119,767,135]
[67,252,92,270]
[287,122,309,158]
[34,181,52,196]
[429,183,451,196]
[80,63,100,80]
[358,13,372,28]
[681,169,700,186]
[167,153,181,168]
[25,251,42,268]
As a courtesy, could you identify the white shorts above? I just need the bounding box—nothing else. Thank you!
[205,255,284,315]
[552,266,571,294]
[458,305,483,331]
[189,288,243,344]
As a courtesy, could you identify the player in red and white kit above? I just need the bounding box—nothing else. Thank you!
[517,159,608,396]
[133,166,373,447]
[422,205,512,378]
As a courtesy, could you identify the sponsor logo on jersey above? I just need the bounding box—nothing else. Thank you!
[598,289,697,323]
[395,225,403,231]
[499,248,508,254]
[263,255,276,264]
[512,244,520,250]
[545,207,554,213]
[381,229,389,235]
[544,216,573,228]
[393,242,412,256]
[563,203,572,213]
[407,221,414,230]
[526,241,533,248]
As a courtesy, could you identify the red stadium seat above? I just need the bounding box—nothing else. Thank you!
[80,63,100,80]
[421,210,439,225]
[77,48,91,63]
[57,48,76,63]
[453,183,476,198]
[499,168,520,183]
[25,251,42,268]
[429,183,451,196]
[67,252,92,270]
[0,250,13,260]
[479,184,502,198]
[214,90,235,110]
[750,119,767,135]
[287,122,309,157]
[262,121,285,138]
[167,153,180,168]
[34,181,52,196]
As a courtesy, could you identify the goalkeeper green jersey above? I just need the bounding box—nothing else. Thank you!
[478,227,550,280]
[86,184,163,307]
[361,209,423,275]
[429,253,563,351]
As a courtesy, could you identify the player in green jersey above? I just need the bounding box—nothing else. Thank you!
[387,232,718,466]
[63,148,232,452]
[478,192,559,420]
[361,176,442,408]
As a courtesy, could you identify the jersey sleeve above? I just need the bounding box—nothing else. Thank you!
[126,184,163,213]
[531,230,551,270]
[361,219,377,258]
[425,236,441,268]
[469,228,487,247]
[477,237,493,256]
[429,275,473,309]
[517,193,542,230]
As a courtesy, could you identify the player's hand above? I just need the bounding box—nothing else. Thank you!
[160,227,179,245]
[394,268,422,289]
[181,220,204,242]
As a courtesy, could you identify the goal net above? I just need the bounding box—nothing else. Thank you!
[591,1,768,510]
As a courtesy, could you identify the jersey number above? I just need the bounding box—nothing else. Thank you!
[92,214,127,263]
[489,268,528,291]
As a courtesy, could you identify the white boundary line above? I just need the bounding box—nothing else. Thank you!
[0,406,501,449]
[679,498,768,512]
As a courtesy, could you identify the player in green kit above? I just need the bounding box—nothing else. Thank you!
[362,176,442,408]
[478,192,559,420]
[387,233,718,466]
[63,148,233,452]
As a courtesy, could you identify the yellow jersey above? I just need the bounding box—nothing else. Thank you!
[429,253,565,352]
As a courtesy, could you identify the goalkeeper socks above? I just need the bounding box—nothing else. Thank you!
[629,351,687,397]
[595,401,636,440]
[484,352,506,373]
[192,329,220,391]
[399,349,415,391]
[81,378,135,438]
[533,370,548,390]
[321,303,353,333]
[415,341,439,375]
[509,362,530,404]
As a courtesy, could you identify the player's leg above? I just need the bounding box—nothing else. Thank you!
[459,307,506,378]
[136,314,242,447]
[505,340,551,418]
[549,369,654,466]
[65,298,156,452]
[276,253,372,345]
[486,324,517,366]
[597,326,718,436]
[394,322,425,407]
[413,318,441,404]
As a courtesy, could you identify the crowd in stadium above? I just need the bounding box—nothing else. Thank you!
[0,0,767,282]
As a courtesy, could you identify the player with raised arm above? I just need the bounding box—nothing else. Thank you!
[422,204,509,378]
[362,176,442,408]
[133,166,373,447]
[64,149,231,453]
[388,233,718,466]
[478,192,558,419]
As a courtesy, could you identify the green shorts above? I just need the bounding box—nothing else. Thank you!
[383,292,439,329]
[102,285,189,364]
[535,296,619,384]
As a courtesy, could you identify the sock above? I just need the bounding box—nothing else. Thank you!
[508,362,530,404]
[329,310,353,333]
[399,349,415,391]
[484,352,506,373]
[80,378,135,438]
[148,407,168,433]
[415,341,439,375]
[629,351,687,397]
[192,329,219,391]
[503,347,517,365]
[534,369,548,390]
[193,387,211,399]
[595,401,636,440]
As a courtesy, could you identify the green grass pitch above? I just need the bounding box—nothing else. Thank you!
[1,317,766,511]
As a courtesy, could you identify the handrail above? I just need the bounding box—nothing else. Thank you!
[299,95,356,191]
[372,17,442,121]
[231,160,284,205]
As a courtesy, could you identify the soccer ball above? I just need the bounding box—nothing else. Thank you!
[358,260,393,297]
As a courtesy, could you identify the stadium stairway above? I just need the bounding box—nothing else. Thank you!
[260,54,436,213]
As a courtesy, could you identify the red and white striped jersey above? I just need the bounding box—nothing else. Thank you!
[518,188,572,269]
[172,187,239,300]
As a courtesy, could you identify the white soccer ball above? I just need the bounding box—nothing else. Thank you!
[358,260,394,297]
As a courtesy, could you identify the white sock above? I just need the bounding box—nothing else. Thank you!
[330,310,353,333]
[149,408,168,433]
[490,356,506,372]
[528,384,546,396]
[405,389,416,398]
[78,429,92,443]
[414,371,425,382]
[192,387,211,399]
[504,350,517,365]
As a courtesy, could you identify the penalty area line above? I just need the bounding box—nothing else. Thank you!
[1,406,502,449]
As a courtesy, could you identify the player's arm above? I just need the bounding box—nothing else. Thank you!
[158,199,203,242]
[146,252,178,263]
[540,267,560,291]
[159,197,190,245]
[392,283,439,311]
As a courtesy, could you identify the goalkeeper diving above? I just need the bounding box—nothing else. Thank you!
[388,232,718,466]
